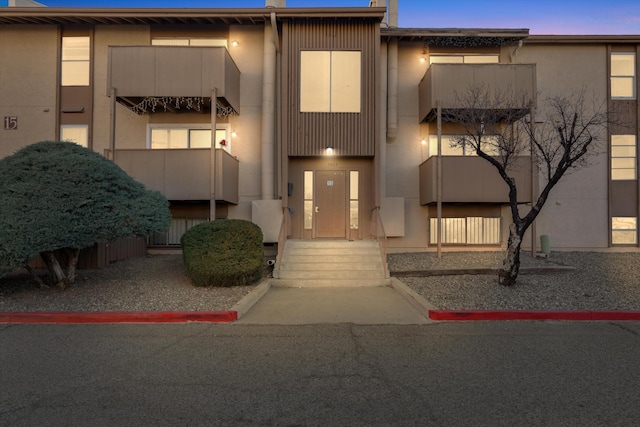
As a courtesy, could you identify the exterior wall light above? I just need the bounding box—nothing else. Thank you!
[231,40,239,47]
[325,147,334,155]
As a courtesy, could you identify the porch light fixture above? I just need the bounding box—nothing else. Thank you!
[231,40,239,47]
[419,49,427,63]
[421,139,427,145]
[325,147,334,156]
[231,131,237,137]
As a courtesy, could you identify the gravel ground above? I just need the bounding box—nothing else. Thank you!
[1,251,640,313]
[389,251,640,311]
[0,254,260,312]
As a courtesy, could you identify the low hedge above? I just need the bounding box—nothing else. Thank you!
[181,219,264,287]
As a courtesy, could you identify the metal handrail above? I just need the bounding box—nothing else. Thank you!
[275,207,290,279]
[370,206,389,278]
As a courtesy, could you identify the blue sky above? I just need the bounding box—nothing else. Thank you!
[18,0,640,35]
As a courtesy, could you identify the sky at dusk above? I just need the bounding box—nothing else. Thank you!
[9,0,640,35]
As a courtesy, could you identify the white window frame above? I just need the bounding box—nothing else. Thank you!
[429,54,500,65]
[612,217,637,245]
[151,38,228,48]
[611,52,636,100]
[611,134,637,180]
[61,36,90,87]
[300,50,361,113]
[147,123,230,152]
[60,124,89,148]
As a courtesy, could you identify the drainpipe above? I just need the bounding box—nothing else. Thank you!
[261,14,277,200]
[379,42,388,203]
[386,0,398,140]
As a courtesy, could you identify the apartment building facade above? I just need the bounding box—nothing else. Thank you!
[0,2,638,255]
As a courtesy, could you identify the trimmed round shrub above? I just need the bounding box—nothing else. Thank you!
[181,219,263,287]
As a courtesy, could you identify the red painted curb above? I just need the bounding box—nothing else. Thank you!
[429,310,640,321]
[0,311,238,324]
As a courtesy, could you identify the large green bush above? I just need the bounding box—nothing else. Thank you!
[0,141,170,288]
[181,219,264,287]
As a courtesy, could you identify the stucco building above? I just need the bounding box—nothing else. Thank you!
[0,1,638,267]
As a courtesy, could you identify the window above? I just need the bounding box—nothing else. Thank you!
[304,171,313,230]
[350,171,359,230]
[61,36,90,86]
[300,51,361,113]
[427,135,500,158]
[611,135,636,180]
[430,217,501,245]
[152,38,227,48]
[612,217,637,244]
[429,54,499,64]
[60,125,88,148]
[611,53,636,99]
[148,125,230,152]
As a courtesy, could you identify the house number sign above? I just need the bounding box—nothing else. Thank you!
[3,117,17,130]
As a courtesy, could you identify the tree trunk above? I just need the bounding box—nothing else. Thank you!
[499,223,523,287]
[62,247,81,284]
[40,251,69,290]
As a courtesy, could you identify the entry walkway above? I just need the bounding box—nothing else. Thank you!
[234,281,433,325]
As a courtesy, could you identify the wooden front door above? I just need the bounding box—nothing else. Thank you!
[315,170,347,238]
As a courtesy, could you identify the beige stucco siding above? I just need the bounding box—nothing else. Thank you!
[519,44,609,248]
[0,25,58,157]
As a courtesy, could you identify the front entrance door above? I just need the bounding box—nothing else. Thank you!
[315,170,346,238]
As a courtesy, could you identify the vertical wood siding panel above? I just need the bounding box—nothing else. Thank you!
[284,19,377,157]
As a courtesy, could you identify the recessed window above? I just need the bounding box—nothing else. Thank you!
[611,53,636,99]
[430,217,501,245]
[611,135,636,180]
[300,51,361,113]
[350,171,359,230]
[612,217,637,244]
[61,37,90,86]
[60,125,88,148]
[304,171,313,230]
[152,38,227,48]
[149,125,230,152]
[429,54,499,64]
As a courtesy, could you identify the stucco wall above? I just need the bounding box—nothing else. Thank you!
[0,25,58,157]
[518,44,609,249]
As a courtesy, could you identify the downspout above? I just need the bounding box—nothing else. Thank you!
[261,12,278,200]
[386,0,398,140]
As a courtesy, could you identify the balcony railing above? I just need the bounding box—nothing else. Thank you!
[418,63,536,123]
[108,148,238,204]
[419,155,533,205]
[108,46,240,113]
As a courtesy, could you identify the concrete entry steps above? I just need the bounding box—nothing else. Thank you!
[272,239,390,287]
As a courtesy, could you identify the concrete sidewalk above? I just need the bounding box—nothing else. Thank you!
[234,279,434,325]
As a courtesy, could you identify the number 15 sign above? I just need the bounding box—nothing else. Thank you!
[4,116,17,130]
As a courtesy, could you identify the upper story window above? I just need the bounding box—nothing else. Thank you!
[611,52,636,99]
[611,134,636,180]
[152,38,227,48]
[61,36,90,86]
[148,124,230,152]
[300,51,361,113]
[429,54,499,64]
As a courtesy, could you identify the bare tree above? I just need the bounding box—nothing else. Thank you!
[444,86,608,286]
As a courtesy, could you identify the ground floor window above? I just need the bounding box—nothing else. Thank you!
[429,217,501,245]
[612,217,637,244]
[60,125,88,148]
[148,217,209,246]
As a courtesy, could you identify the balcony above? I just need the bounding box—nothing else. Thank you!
[418,63,536,123]
[419,156,533,205]
[107,46,240,114]
[109,148,238,204]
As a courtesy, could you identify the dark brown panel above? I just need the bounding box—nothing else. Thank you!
[611,180,638,216]
[282,19,379,157]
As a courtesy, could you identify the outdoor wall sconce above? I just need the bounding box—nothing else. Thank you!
[325,147,334,156]
[231,40,239,47]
